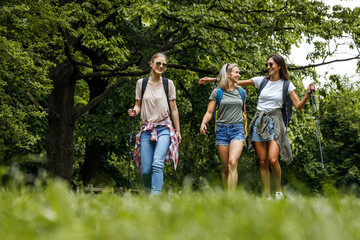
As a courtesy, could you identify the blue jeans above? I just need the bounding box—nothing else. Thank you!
[216,123,246,146]
[140,126,170,195]
[251,116,274,142]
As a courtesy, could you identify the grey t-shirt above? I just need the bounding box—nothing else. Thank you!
[209,88,246,124]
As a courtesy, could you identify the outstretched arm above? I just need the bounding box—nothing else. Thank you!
[199,77,255,86]
[200,100,216,135]
[290,83,316,110]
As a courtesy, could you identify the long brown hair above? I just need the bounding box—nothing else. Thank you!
[267,54,289,80]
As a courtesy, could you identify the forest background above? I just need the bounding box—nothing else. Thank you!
[0,0,359,195]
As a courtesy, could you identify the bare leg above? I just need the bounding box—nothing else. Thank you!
[268,140,281,192]
[218,145,229,189]
[227,140,244,191]
[254,141,270,197]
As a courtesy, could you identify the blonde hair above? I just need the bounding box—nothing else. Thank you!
[149,52,167,63]
[218,63,238,89]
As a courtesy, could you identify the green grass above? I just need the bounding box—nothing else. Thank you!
[1,181,360,240]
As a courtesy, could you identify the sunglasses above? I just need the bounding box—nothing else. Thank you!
[155,61,168,68]
[265,62,274,68]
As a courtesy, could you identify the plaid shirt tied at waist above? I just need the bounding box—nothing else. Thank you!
[134,116,179,171]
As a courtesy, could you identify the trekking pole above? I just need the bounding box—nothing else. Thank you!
[128,107,134,189]
[310,90,324,169]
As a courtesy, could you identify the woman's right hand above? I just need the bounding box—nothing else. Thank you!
[128,108,136,117]
[198,77,215,84]
[200,123,207,135]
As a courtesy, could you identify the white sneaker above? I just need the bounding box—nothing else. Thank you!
[275,192,284,200]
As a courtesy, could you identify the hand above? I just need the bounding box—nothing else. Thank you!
[307,83,316,95]
[198,77,215,84]
[176,131,182,144]
[128,108,136,117]
[200,124,207,135]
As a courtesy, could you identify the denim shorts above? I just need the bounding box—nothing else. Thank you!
[251,116,274,142]
[216,123,246,146]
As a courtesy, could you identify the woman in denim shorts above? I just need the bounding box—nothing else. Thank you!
[200,63,247,191]
[199,54,315,199]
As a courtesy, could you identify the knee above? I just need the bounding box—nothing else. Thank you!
[228,159,238,171]
[269,158,279,167]
[141,167,151,176]
[222,166,229,175]
[258,158,269,169]
[152,161,164,173]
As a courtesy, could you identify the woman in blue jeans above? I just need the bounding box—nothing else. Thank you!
[128,53,181,195]
[200,63,247,191]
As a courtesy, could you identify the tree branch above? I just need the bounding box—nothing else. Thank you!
[96,10,118,29]
[289,55,360,71]
[77,70,149,80]
[161,13,187,24]
[76,77,126,117]
[165,43,200,56]
[177,80,191,98]
[168,64,216,75]
[73,58,142,72]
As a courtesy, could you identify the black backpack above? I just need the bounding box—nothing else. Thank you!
[258,78,292,128]
[141,77,171,116]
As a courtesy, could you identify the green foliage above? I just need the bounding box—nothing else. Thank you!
[0,0,359,193]
[1,181,360,239]
[286,76,360,193]
[0,36,51,159]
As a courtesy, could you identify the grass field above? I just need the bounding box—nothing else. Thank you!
[1,180,360,240]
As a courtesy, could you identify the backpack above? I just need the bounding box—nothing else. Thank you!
[141,77,171,116]
[258,78,292,128]
[213,87,247,141]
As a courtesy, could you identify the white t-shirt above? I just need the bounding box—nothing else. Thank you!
[252,77,296,112]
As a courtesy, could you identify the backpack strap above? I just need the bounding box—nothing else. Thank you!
[141,77,149,103]
[238,87,247,143]
[258,77,269,96]
[213,87,223,117]
[282,80,290,102]
[162,78,172,117]
[238,88,246,111]
[282,80,292,128]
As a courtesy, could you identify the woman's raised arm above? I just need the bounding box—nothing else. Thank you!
[199,77,255,86]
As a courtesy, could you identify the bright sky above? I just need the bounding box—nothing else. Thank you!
[289,0,359,87]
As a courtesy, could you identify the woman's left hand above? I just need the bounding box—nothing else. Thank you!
[307,82,316,95]
[176,131,182,144]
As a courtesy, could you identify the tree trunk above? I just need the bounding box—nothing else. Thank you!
[80,77,110,186]
[80,140,108,185]
[45,61,77,182]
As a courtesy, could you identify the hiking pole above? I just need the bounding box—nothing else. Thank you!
[128,107,134,189]
[310,90,324,169]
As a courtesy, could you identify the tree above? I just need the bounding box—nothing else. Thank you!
[1,0,359,187]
